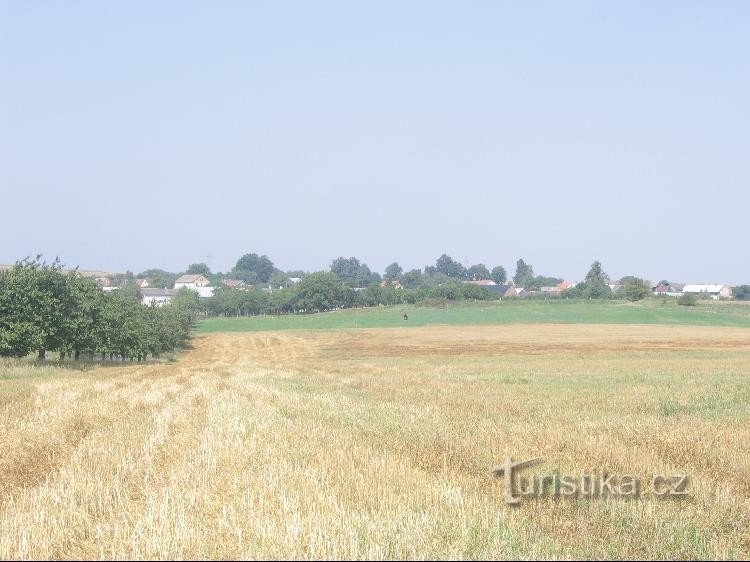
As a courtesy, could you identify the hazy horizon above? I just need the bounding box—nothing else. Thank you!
[2,1,748,284]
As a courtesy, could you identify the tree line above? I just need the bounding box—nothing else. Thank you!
[0,258,198,360]
[204,272,498,317]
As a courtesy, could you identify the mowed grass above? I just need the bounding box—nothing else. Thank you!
[2,324,750,559]
[197,299,750,333]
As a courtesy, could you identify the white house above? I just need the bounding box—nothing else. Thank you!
[174,274,211,289]
[141,288,178,307]
[682,284,733,300]
[174,274,214,298]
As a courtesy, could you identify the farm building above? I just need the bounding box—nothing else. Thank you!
[682,284,733,300]
[465,279,497,286]
[652,283,684,297]
[174,274,211,289]
[222,279,246,289]
[141,288,178,307]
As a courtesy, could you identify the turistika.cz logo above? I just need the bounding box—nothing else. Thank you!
[492,457,690,506]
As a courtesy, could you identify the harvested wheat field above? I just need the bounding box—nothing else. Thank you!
[2,324,750,559]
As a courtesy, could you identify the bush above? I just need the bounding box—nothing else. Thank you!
[621,278,651,302]
[678,292,698,306]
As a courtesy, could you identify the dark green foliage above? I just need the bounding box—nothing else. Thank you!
[513,259,535,287]
[329,257,376,288]
[186,263,211,276]
[564,261,613,299]
[0,259,197,360]
[490,266,507,285]
[467,264,490,280]
[233,253,275,284]
[678,292,699,306]
[621,277,652,302]
[734,285,750,301]
[435,254,467,279]
[297,272,351,312]
[384,262,403,282]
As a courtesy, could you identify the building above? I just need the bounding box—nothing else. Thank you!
[174,274,211,289]
[503,285,524,298]
[682,284,733,300]
[222,279,246,289]
[652,283,684,297]
[141,288,178,307]
[465,279,497,287]
[133,278,149,289]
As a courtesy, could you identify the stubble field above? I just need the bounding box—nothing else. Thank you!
[1,323,750,559]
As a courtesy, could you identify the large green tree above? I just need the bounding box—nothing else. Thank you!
[490,266,507,285]
[435,254,467,279]
[513,259,535,287]
[186,263,211,276]
[467,264,490,280]
[330,257,375,288]
[297,272,349,312]
[233,253,275,284]
[384,262,403,282]
[621,277,651,302]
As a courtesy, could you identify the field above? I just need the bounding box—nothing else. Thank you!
[197,299,750,333]
[2,308,750,558]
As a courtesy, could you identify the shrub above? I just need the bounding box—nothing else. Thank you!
[678,292,698,306]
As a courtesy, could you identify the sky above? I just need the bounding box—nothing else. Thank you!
[1,1,748,283]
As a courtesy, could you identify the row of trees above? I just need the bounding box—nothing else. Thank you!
[0,258,198,360]
[203,273,498,317]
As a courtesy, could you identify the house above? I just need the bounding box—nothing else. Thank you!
[503,285,524,298]
[465,279,497,286]
[174,274,214,298]
[652,283,684,297]
[609,282,623,294]
[174,274,210,289]
[682,284,733,300]
[141,288,178,307]
[95,277,112,288]
[222,279,246,289]
[380,279,403,289]
[540,286,561,295]
[558,281,577,292]
[288,277,302,284]
[133,278,149,289]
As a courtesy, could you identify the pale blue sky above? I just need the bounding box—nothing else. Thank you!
[1,1,748,283]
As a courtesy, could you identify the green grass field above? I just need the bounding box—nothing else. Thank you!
[197,298,750,333]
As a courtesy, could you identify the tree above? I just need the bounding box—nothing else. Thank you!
[269,270,293,289]
[384,262,403,282]
[467,264,490,280]
[234,253,275,284]
[0,257,197,361]
[330,257,375,288]
[621,277,651,302]
[435,254,467,279]
[186,263,211,276]
[513,259,535,287]
[491,266,507,285]
[734,285,750,301]
[296,272,349,312]
[400,269,423,288]
[565,261,612,299]
[585,261,610,285]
